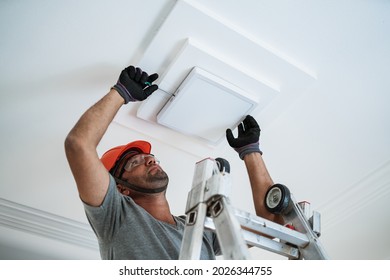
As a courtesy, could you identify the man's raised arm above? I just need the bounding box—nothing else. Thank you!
[64,66,158,206]
[226,115,284,224]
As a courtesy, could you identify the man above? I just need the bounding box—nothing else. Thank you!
[65,65,283,259]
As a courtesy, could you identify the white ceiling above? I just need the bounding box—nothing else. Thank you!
[0,0,389,260]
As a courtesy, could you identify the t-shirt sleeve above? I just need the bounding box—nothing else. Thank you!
[83,174,123,241]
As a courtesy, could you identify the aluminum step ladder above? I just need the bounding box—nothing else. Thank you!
[179,158,329,260]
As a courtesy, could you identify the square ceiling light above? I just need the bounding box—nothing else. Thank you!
[156,67,258,145]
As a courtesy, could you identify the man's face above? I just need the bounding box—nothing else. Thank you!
[120,153,169,193]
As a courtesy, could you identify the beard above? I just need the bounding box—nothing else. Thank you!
[118,165,170,194]
[142,167,169,192]
[146,168,169,187]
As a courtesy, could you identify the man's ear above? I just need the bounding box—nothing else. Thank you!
[117,184,130,196]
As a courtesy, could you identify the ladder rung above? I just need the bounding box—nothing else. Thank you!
[242,230,300,259]
[204,217,300,259]
[233,209,310,247]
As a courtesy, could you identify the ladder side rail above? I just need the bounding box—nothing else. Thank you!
[179,158,216,260]
[210,197,250,260]
[282,195,329,260]
[179,203,208,260]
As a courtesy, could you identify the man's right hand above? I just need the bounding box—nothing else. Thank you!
[112,65,159,103]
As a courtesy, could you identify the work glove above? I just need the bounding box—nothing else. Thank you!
[112,65,159,103]
[226,115,262,160]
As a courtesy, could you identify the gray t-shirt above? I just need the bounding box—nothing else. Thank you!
[83,174,220,259]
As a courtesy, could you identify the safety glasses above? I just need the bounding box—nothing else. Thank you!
[123,154,160,171]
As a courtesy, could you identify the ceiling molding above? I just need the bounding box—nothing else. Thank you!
[318,160,390,230]
[0,198,98,251]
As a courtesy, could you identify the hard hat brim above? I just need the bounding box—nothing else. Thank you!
[101,140,152,172]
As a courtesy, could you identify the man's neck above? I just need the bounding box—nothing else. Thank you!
[132,194,175,225]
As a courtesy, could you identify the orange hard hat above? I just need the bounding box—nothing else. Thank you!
[100,140,152,172]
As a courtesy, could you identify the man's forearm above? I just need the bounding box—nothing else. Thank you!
[66,89,124,149]
[244,152,284,224]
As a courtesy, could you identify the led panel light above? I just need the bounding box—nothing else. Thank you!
[157,67,258,145]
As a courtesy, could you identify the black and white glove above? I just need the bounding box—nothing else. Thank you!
[112,65,158,103]
[226,115,262,160]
